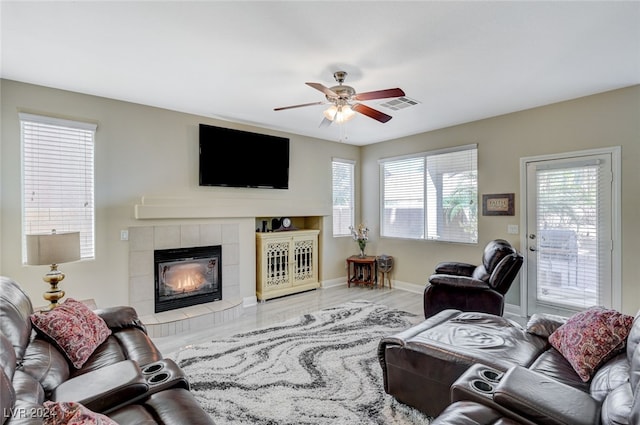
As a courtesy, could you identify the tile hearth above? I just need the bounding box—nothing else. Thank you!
[140,298,243,338]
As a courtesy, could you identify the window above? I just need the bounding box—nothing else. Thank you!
[332,159,355,236]
[380,144,477,243]
[21,113,96,262]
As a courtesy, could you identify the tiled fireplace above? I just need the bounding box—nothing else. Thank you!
[128,223,243,338]
[154,244,222,312]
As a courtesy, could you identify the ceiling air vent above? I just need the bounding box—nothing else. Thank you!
[379,97,420,111]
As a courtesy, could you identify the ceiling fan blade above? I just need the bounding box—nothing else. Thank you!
[274,101,325,111]
[319,117,333,128]
[354,88,405,101]
[306,82,339,98]
[352,103,393,123]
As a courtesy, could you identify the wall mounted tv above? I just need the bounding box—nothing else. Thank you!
[199,124,290,189]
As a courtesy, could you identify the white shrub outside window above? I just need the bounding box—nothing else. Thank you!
[20,113,96,262]
[380,144,478,243]
[332,159,355,237]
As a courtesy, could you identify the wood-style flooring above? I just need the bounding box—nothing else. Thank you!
[152,285,424,354]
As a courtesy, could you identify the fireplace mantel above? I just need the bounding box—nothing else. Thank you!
[134,196,330,220]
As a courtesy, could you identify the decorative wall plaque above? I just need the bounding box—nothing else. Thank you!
[482,193,515,216]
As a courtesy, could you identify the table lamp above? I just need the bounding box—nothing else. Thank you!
[26,230,81,310]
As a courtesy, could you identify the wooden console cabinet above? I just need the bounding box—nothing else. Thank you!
[256,229,319,301]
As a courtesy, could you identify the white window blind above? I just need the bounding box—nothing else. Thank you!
[21,113,96,262]
[535,159,611,310]
[332,159,355,236]
[380,145,478,243]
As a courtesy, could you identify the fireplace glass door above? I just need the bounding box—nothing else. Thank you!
[154,245,222,313]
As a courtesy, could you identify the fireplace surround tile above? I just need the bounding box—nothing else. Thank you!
[130,275,153,308]
[222,223,239,243]
[200,223,222,245]
[154,225,181,249]
[223,265,240,298]
[180,224,201,247]
[223,243,240,267]
[129,226,154,251]
[129,251,153,277]
[129,223,243,338]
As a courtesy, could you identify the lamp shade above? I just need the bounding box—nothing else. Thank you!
[323,104,356,123]
[26,231,81,266]
[336,105,356,123]
[323,105,338,120]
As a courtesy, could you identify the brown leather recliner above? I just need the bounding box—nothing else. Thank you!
[423,239,523,319]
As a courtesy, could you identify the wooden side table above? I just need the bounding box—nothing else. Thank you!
[346,255,377,288]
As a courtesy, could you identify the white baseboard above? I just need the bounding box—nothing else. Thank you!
[320,278,348,289]
[391,280,424,294]
[504,302,526,319]
[320,278,424,294]
[322,278,524,313]
[318,279,526,321]
[243,295,258,308]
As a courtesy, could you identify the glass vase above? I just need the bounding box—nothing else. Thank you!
[358,240,367,257]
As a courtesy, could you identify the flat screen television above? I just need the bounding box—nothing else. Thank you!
[199,124,290,189]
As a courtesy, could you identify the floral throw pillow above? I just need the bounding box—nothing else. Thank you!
[549,306,633,382]
[43,401,118,425]
[31,298,112,369]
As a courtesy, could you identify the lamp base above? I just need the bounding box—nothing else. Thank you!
[42,265,66,310]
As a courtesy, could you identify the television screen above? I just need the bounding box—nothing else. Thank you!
[199,124,290,189]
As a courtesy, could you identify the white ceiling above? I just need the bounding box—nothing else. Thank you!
[2,1,639,146]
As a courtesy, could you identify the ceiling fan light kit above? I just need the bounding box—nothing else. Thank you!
[323,104,356,123]
[275,71,405,126]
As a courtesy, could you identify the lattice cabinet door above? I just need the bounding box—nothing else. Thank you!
[256,229,320,301]
[291,232,318,286]
[257,235,292,292]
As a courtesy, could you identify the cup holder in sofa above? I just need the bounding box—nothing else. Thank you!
[139,359,190,393]
[452,364,504,407]
[480,368,502,383]
[148,372,170,385]
[470,379,495,394]
[142,363,164,375]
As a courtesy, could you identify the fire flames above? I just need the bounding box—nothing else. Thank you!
[163,263,206,293]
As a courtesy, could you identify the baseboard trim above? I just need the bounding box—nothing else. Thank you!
[322,277,525,316]
[391,280,423,294]
[504,302,525,318]
[321,277,347,289]
[321,278,424,294]
[243,296,258,308]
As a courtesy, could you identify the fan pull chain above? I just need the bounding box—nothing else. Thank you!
[339,122,349,143]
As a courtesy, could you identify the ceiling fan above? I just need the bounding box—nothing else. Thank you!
[274,71,405,126]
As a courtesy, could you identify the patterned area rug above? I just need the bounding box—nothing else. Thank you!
[171,300,432,425]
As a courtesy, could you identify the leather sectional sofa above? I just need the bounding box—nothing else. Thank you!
[379,308,640,424]
[1,276,215,425]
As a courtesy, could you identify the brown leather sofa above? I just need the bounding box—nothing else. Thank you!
[378,308,640,424]
[433,317,640,425]
[424,239,523,319]
[0,276,215,425]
